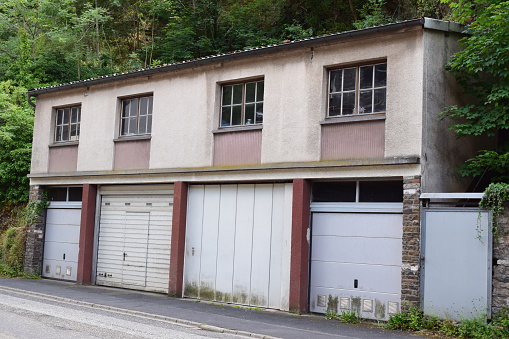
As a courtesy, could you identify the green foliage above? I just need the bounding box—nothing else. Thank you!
[353,0,392,29]
[0,81,33,203]
[479,182,509,241]
[441,0,509,182]
[325,309,360,323]
[0,198,47,277]
[386,306,509,338]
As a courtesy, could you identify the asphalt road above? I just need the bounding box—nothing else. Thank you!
[0,289,241,339]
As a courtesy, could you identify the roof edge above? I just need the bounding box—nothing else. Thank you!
[27,18,464,97]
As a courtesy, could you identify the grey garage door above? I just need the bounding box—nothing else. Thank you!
[42,203,82,281]
[309,210,403,320]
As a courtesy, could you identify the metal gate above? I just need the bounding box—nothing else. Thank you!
[421,194,492,320]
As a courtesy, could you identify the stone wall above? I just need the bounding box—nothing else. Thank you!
[23,185,46,275]
[492,206,509,316]
[401,176,422,311]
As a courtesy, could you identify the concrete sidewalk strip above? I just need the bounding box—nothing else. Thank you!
[0,284,281,339]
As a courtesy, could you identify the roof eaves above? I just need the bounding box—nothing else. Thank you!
[28,18,434,96]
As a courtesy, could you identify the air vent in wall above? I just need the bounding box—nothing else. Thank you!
[316,294,326,307]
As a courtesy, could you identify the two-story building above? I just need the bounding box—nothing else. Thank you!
[24,18,487,320]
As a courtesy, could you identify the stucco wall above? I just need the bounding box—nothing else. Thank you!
[31,26,426,177]
[420,29,496,193]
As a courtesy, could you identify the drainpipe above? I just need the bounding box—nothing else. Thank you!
[26,93,36,108]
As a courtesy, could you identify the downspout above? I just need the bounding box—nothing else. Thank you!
[26,93,36,108]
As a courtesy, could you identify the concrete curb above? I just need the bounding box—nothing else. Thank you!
[0,285,282,339]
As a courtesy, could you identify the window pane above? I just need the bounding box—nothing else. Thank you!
[342,92,355,115]
[138,116,147,134]
[48,187,67,201]
[56,110,63,125]
[62,125,69,141]
[140,97,149,116]
[221,107,231,126]
[130,98,139,117]
[245,104,255,124]
[147,115,152,133]
[232,84,243,105]
[360,65,373,89]
[70,124,77,137]
[375,63,387,87]
[63,108,70,124]
[128,117,137,134]
[359,90,373,114]
[329,93,342,116]
[312,182,356,202]
[222,86,232,105]
[245,82,256,103]
[231,105,242,125]
[256,81,264,101]
[343,68,356,91]
[148,96,153,114]
[122,100,130,118]
[256,103,263,123]
[68,187,83,201]
[71,107,78,123]
[330,70,342,93]
[359,181,402,202]
[121,118,129,135]
[374,88,386,112]
[55,126,62,141]
[76,123,80,139]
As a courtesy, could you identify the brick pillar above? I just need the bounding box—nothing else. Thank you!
[23,185,46,275]
[401,176,422,311]
[77,184,97,284]
[289,179,311,313]
[169,182,188,297]
[492,206,509,315]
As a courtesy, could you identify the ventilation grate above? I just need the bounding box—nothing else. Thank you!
[362,299,373,313]
[340,297,351,310]
[388,302,399,315]
[316,294,327,307]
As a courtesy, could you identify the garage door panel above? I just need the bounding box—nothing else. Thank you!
[44,242,79,262]
[311,236,402,266]
[45,224,80,243]
[46,209,81,226]
[313,213,402,238]
[250,184,273,307]
[310,261,401,294]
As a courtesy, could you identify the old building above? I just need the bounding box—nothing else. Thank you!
[25,18,487,320]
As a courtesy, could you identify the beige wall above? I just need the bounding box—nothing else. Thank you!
[31,27,427,178]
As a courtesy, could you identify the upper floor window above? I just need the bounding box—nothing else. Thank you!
[120,95,153,136]
[221,80,264,127]
[328,63,387,117]
[55,105,81,142]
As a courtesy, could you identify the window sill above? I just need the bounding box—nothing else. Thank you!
[113,135,152,142]
[213,125,263,134]
[49,141,79,148]
[321,113,386,125]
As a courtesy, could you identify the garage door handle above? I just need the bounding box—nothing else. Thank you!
[63,253,65,260]
[123,252,126,261]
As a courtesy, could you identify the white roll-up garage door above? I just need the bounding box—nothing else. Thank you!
[42,202,82,281]
[96,185,173,293]
[183,183,293,311]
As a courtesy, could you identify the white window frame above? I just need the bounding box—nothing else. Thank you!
[120,95,153,137]
[220,79,264,128]
[328,62,387,117]
[55,105,81,142]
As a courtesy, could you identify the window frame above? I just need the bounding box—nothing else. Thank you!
[54,105,81,143]
[119,94,153,137]
[327,62,387,118]
[220,79,264,128]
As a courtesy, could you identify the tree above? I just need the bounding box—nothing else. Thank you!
[441,0,509,183]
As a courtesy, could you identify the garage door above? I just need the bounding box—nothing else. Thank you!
[309,211,402,320]
[96,189,173,293]
[183,184,292,310]
[42,203,81,281]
